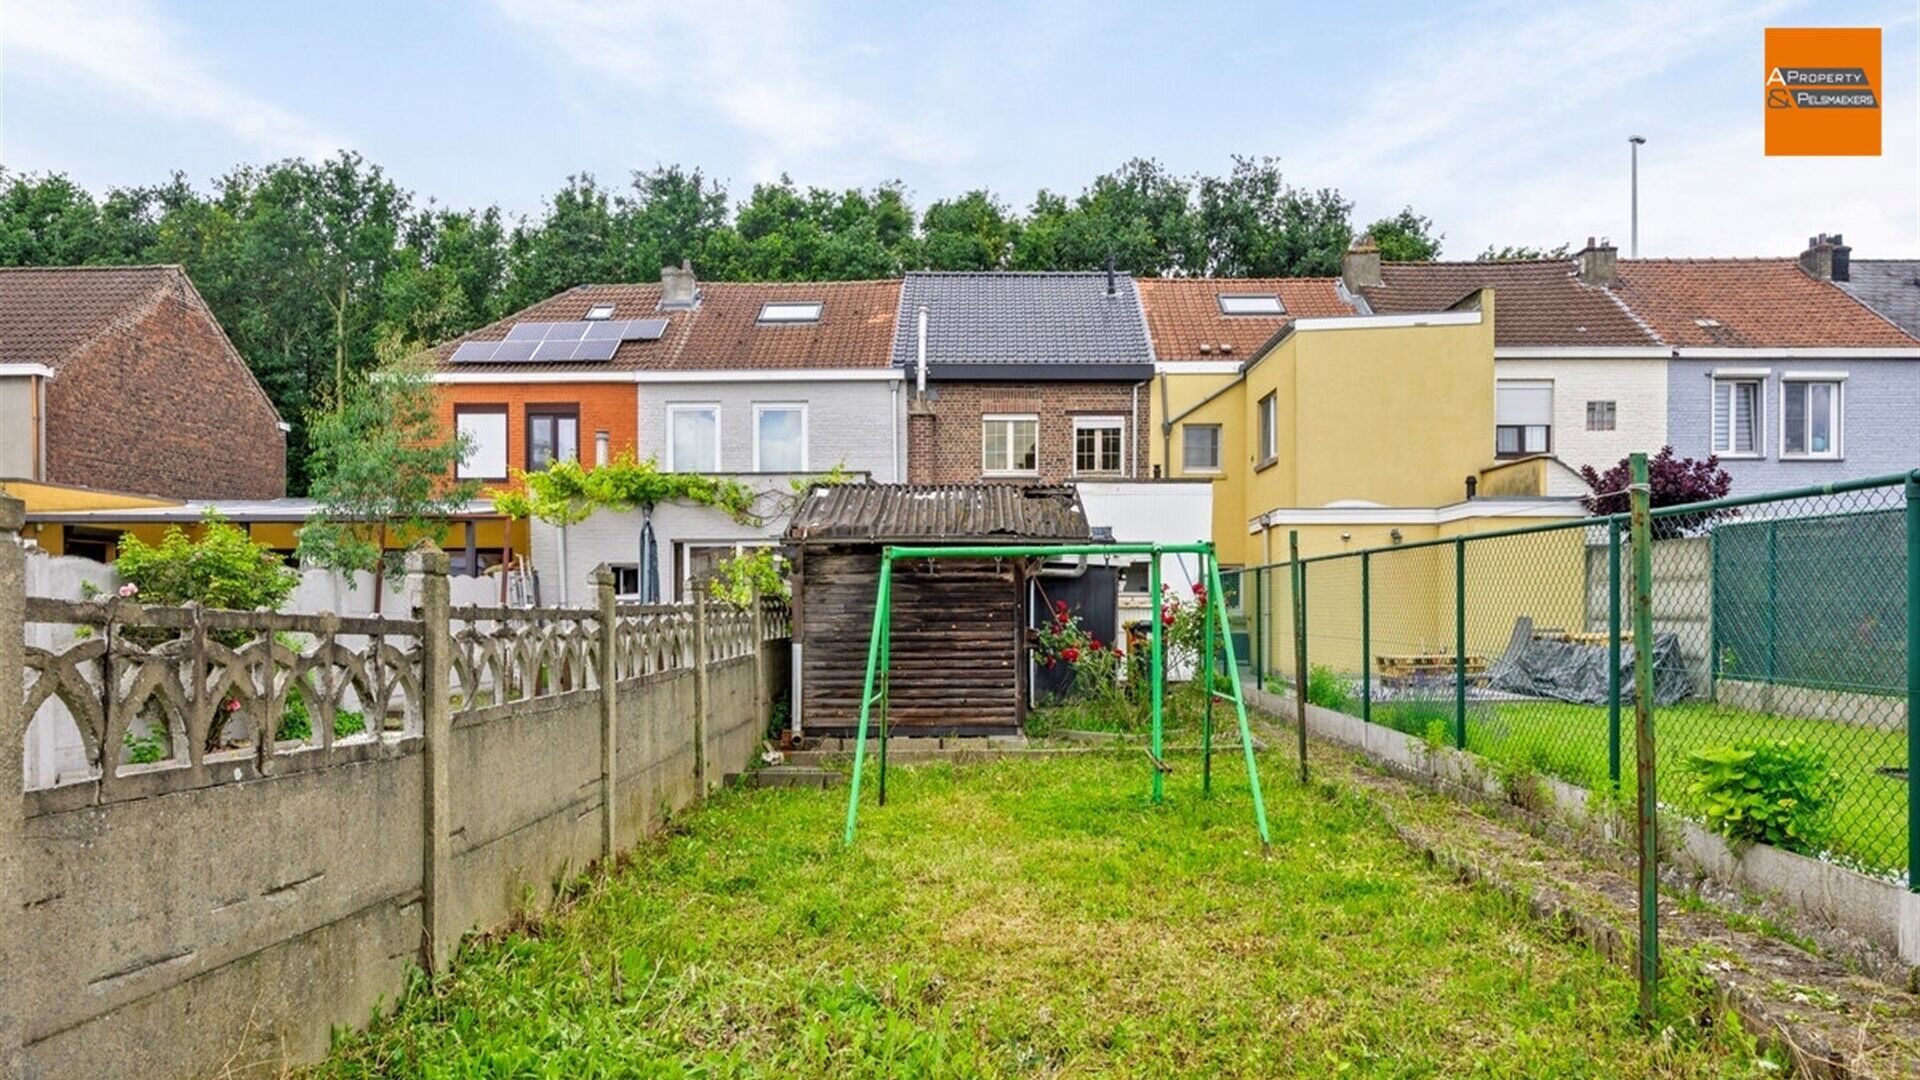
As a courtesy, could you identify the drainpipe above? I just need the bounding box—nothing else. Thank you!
[557,523,570,606]
[890,380,901,481]
[1130,381,1141,477]
[1159,373,1172,474]
[916,305,928,398]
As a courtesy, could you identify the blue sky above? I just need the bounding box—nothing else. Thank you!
[4,0,1917,259]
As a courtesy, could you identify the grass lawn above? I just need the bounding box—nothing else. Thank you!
[1354,692,1908,877]
[310,751,1763,1077]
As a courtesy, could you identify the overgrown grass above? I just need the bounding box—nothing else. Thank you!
[310,752,1760,1077]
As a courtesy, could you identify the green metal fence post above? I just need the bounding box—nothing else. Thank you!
[1454,537,1467,750]
[842,555,894,847]
[1907,472,1919,891]
[1202,551,1215,796]
[1150,548,1165,805]
[1207,553,1272,852]
[1290,530,1308,784]
[1766,520,1779,684]
[1360,550,1371,726]
[1252,566,1264,685]
[1608,517,1623,790]
[1628,453,1659,1023]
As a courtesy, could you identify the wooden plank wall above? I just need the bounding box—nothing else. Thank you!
[797,549,1024,733]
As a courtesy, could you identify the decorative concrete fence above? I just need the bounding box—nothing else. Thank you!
[0,496,791,1080]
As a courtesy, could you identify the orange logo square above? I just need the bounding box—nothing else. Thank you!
[1766,27,1882,156]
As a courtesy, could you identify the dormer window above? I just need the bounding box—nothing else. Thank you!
[758,301,823,324]
[585,302,616,320]
[1218,294,1284,315]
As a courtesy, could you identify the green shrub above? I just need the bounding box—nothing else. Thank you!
[1682,740,1839,852]
[1373,696,1453,738]
[115,510,298,615]
[1305,665,1355,713]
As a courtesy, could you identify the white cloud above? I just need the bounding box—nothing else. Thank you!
[490,0,971,183]
[1300,0,1919,258]
[3,0,344,160]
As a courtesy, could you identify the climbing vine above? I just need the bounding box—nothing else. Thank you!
[492,455,761,526]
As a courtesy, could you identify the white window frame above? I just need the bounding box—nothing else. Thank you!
[454,406,508,481]
[1256,392,1278,466]
[751,402,809,472]
[1182,422,1223,474]
[1217,293,1285,315]
[1071,415,1126,476]
[665,403,722,472]
[1779,374,1845,460]
[1709,375,1765,458]
[584,302,616,321]
[757,301,824,324]
[677,540,775,594]
[981,414,1040,476]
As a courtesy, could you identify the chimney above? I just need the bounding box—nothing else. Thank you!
[1799,233,1851,283]
[1341,236,1382,292]
[1105,254,1118,297]
[1575,236,1618,288]
[659,259,699,309]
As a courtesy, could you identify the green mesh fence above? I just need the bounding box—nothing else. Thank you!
[1251,473,1916,884]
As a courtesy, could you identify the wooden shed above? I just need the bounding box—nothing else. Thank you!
[785,484,1090,736]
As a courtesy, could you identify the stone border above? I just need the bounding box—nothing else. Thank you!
[1246,686,1920,969]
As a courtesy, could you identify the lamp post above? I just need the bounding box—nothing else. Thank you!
[1629,135,1647,258]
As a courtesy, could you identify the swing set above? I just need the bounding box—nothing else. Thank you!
[840,541,1271,851]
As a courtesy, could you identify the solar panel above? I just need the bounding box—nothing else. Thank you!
[532,338,580,361]
[504,322,548,342]
[449,340,500,362]
[489,339,539,362]
[624,318,668,341]
[573,337,620,361]
[584,319,625,341]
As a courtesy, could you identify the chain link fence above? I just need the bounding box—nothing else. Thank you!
[1242,472,1916,884]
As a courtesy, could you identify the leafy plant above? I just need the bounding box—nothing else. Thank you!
[1578,446,1732,537]
[1305,664,1355,713]
[296,359,478,587]
[123,726,167,765]
[707,548,790,608]
[494,454,759,528]
[1682,740,1840,851]
[115,511,299,648]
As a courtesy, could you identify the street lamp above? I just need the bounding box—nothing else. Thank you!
[1629,136,1647,258]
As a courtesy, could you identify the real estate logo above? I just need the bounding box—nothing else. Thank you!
[1765,27,1881,156]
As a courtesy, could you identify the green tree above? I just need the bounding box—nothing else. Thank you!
[380,206,509,353]
[295,361,477,586]
[502,174,626,309]
[1365,207,1443,261]
[919,190,1017,270]
[1195,156,1353,276]
[1013,159,1201,276]
[618,165,732,279]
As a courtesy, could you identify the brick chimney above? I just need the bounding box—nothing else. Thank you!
[1798,233,1851,283]
[1575,237,1618,288]
[659,259,699,309]
[906,401,936,484]
[1341,236,1382,292]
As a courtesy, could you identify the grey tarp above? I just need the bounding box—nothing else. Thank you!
[1487,632,1695,706]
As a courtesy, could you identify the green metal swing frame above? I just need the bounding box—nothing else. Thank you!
[840,542,1271,850]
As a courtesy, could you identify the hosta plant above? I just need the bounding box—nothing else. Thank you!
[1681,739,1839,852]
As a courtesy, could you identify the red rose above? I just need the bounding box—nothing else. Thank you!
[1161,610,1176,626]
[1055,600,1068,613]
[1062,646,1080,663]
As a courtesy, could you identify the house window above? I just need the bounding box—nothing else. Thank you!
[1182,423,1222,472]
[982,415,1039,474]
[757,301,823,324]
[1781,378,1842,459]
[454,405,508,480]
[754,403,807,471]
[1218,294,1285,315]
[1711,378,1762,456]
[667,404,720,471]
[677,541,774,596]
[585,302,616,321]
[1256,393,1278,466]
[526,405,579,472]
[609,564,642,596]
[1586,400,1616,431]
[1495,380,1553,457]
[1072,417,1124,475]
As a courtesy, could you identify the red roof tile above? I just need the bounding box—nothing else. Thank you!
[1612,259,1917,348]
[1136,277,1354,360]
[433,280,901,374]
[1361,262,1655,348]
[0,265,185,368]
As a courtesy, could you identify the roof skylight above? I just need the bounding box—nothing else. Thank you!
[759,301,824,324]
[1218,294,1284,315]
[585,302,616,320]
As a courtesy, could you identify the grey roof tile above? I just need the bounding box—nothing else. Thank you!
[891,272,1154,379]
[1838,260,1920,339]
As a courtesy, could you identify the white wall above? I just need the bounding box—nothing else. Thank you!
[638,377,906,479]
[529,488,797,607]
[1494,357,1667,475]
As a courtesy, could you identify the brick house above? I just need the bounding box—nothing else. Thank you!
[430,265,905,599]
[0,265,286,499]
[893,271,1156,484]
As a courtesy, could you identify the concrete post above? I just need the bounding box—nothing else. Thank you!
[750,589,767,744]
[410,545,454,975]
[0,495,26,1078]
[693,591,709,793]
[593,565,617,859]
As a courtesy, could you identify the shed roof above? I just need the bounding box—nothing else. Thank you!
[786,484,1090,545]
[890,272,1154,380]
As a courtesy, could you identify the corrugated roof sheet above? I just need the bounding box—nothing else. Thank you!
[1838,261,1920,338]
[785,483,1090,544]
[890,272,1154,378]
[431,280,902,374]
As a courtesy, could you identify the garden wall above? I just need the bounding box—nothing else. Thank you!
[0,498,791,1080]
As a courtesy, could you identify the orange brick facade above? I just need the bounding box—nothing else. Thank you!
[435,383,638,480]
[905,380,1152,484]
